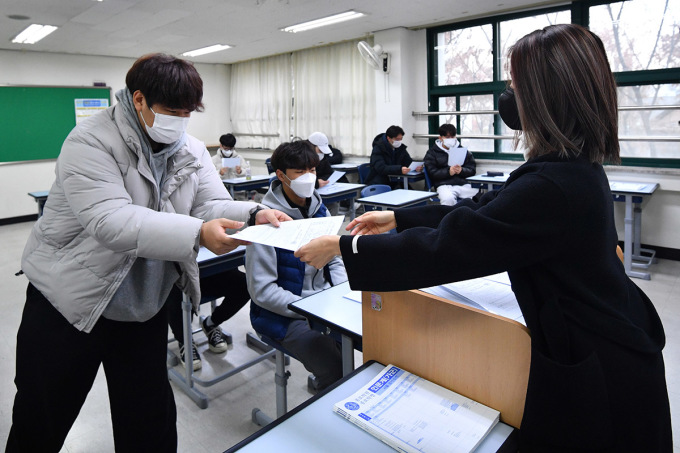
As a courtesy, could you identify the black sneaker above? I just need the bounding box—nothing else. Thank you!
[178,342,202,371]
[201,317,228,353]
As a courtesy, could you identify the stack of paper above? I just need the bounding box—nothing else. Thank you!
[334,364,500,453]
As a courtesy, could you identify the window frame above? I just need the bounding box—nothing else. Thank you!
[426,0,680,168]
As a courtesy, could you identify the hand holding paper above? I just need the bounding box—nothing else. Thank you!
[231,215,345,251]
[447,147,468,166]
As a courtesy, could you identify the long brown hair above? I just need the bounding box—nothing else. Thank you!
[509,24,620,164]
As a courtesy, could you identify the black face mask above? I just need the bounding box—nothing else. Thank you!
[498,88,522,131]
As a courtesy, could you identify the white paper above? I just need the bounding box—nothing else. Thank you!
[343,290,362,303]
[221,157,240,168]
[334,364,500,453]
[447,147,468,166]
[230,215,345,251]
[324,171,346,186]
[408,161,424,173]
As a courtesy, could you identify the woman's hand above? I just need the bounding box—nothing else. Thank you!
[345,211,396,236]
[200,219,248,255]
[295,235,341,269]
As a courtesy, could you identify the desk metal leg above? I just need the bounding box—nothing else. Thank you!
[341,334,354,376]
[631,202,657,271]
[403,177,408,190]
[349,198,356,220]
[622,195,651,280]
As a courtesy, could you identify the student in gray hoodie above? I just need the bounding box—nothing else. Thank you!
[246,141,347,390]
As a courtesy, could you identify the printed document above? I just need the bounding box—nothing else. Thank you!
[447,147,468,166]
[334,364,500,453]
[230,215,344,251]
[408,161,424,173]
[221,157,240,168]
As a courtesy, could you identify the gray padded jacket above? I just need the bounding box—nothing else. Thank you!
[21,103,261,332]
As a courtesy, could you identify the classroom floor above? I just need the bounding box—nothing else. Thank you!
[0,219,679,452]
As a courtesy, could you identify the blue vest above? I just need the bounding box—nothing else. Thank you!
[250,204,334,340]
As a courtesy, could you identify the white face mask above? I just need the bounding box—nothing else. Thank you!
[443,138,459,149]
[391,140,402,148]
[317,152,325,161]
[221,148,233,157]
[284,172,316,198]
[141,106,189,144]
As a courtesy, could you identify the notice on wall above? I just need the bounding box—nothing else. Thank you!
[75,98,109,124]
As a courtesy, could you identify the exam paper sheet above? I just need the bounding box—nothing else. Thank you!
[323,171,346,186]
[221,157,240,168]
[230,215,344,251]
[447,147,468,166]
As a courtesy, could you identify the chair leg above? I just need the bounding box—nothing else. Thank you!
[251,349,290,427]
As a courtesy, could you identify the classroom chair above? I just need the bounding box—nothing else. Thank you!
[422,166,440,203]
[357,163,371,184]
[265,157,274,174]
[360,184,391,212]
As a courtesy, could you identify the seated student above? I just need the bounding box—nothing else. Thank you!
[424,123,478,205]
[307,132,334,188]
[166,269,250,370]
[213,133,249,179]
[366,125,422,189]
[246,140,346,390]
[328,144,343,165]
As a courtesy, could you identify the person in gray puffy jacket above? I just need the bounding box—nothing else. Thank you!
[7,53,289,453]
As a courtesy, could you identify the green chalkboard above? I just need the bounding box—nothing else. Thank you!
[0,86,111,163]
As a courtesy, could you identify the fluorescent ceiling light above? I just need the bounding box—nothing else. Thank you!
[11,24,58,44]
[282,10,364,33]
[181,44,232,57]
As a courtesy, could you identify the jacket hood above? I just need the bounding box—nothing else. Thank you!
[264,180,324,219]
[373,133,407,151]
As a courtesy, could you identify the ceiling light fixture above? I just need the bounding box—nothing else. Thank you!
[11,24,58,44]
[281,10,364,33]
[181,44,232,57]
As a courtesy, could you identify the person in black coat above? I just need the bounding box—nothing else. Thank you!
[366,125,421,189]
[423,123,477,205]
[295,24,672,453]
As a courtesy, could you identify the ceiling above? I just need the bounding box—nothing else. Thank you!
[1,0,564,64]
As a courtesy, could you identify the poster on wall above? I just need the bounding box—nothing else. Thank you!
[74,98,109,124]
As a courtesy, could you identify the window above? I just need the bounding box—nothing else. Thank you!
[435,25,493,86]
[437,95,495,153]
[590,0,680,73]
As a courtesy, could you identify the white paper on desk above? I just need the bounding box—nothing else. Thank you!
[609,182,650,192]
[408,161,424,173]
[221,157,240,168]
[324,171,346,186]
[447,147,468,166]
[343,290,362,303]
[230,215,345,251]
[439,273,524,324]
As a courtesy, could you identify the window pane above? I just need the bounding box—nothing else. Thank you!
[590,0,680,72]
[618,84,680,158]
[499,12,571,80]
[437,95,494,152]
[436,25,493,85]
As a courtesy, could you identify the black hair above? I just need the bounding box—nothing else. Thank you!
[220,133,236,148]
[271,141,320,173]
[385,125,405,139]
[126,53,204,112]
[438,123,457,138]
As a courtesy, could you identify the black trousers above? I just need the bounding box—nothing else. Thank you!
[6,283,177,453]
[167,269,250,342]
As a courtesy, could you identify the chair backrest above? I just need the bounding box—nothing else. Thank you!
[265,158,274,174]
[423,166,434,192]
[361,184,391,198]
[357,163,371,184]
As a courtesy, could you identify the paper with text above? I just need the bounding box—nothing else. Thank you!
[324,171,346,186]
[447,147,468,166]
[230,215,344,251]
[334,364,500,453]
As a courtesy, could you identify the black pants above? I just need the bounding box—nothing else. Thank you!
[6,283,177,453]
[167,269,250,342]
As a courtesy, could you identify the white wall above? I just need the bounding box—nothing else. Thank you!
[0,50,230,219]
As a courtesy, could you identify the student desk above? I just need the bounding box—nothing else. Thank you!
[168,246,277,409]
[331,163,359,174]
[357,189,433,211]
[317,183,365,220]
[28,190,49,217]
[222,175,271,198]
[609,181,659,280]
[288,281,360,376]
[389,171,425,190]
[466,174,509,192]
[225,360,518,453]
